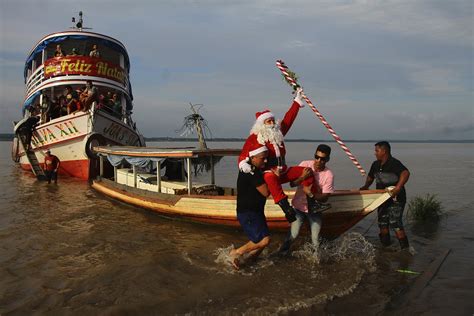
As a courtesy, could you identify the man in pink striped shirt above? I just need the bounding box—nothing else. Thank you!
[279,144,334,254]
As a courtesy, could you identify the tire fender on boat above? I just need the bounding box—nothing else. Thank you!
[84,133,107,158]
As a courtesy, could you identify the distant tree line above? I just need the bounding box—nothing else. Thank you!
[0,133,471,143]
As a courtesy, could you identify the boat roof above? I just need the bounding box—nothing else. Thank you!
[24,30,131,79]
[93,146,241,158]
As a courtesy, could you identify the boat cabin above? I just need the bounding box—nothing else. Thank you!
[94,146,242,196]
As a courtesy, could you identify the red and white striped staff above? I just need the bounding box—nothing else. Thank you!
[276,59,366,176]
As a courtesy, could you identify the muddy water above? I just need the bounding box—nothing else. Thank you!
[0,141,473,315]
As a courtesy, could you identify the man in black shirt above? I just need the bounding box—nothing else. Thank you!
[230,145,270,269]
[360,141,410,249]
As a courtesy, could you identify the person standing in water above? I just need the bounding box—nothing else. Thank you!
[230,144,270,270]
[360,141,410,249]
[43,150,61,184]
[279,144,334,254]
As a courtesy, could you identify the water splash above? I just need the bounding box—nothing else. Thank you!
[213,245,275,275]
[213,245,241,274]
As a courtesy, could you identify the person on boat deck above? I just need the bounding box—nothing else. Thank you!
[18,116,40,151]
[89,44,100,58]
[49,96,62,120]
[64,86,82,114]
[54,44,65,57]
[238,88,330,224]
[80,80,98,111]
[360,141,410,250]
[58,95,68,116]
[112,93,122,118]
[230,145,270,270]
[105,91,115,113]
[279,144,335,254]
[43,150,60,184]
[67,48,79,56]
[40,94,51,123]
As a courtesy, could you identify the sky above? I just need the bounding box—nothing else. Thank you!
[0,0,472,140]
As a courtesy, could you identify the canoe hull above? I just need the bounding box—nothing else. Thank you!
[92,179,391,239]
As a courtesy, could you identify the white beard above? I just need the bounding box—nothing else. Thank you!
[250,121,284,147]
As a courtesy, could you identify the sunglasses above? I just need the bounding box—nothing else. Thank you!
[314,155,328,162]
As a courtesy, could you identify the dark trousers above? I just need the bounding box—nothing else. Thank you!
[45,170,58,183]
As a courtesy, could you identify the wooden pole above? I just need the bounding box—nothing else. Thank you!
[156,160,161,193]
[132,165,137,188]
[210,155,215,185]
[186,158,192,195]
[99,155,104,179]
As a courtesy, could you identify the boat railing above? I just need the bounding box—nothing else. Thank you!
[26,65,45,97]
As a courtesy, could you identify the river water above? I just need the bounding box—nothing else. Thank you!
[0,141,473,315]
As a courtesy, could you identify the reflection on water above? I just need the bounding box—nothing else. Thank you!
[1,141,473,314]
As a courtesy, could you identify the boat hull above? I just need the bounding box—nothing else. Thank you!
[15,110,143,180]
[92,179,391,239]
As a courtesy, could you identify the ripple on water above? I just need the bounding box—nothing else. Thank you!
[208,233,377,314]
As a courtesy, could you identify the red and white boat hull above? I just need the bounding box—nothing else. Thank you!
[17,110,143,180]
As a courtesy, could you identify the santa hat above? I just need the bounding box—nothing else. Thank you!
[255,110,274,124]
[248,141,268,157]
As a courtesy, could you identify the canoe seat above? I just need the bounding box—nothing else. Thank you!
[116,169,222,195]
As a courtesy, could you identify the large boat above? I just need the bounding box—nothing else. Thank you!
[91,146,392,239]
[11,12,145,180]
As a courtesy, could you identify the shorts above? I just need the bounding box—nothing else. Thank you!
[237,211,269,243]
[45,170,57,182]
[378,201,405,230]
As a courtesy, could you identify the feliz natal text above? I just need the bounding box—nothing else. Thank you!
[44,58,125,83]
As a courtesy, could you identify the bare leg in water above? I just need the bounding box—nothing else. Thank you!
[229,236,270,270]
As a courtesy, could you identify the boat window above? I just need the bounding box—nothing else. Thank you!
[45,40,122,66]
[25,85,129,124]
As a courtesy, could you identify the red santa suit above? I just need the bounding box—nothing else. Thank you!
[238,101,317,204]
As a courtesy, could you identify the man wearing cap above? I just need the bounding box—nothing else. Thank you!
[43,150,60,184]
[238,88,330,223]
[230,144,270,270]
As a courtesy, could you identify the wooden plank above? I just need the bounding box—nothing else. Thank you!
[404,249,451,301]
[93,146,241,157]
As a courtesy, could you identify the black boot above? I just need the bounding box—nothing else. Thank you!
[307,196,331,215]
[379,232,391,246]
[398,237,409,249]
[395,229,410,250]
[277,198,297,223]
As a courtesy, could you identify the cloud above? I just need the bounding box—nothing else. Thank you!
[407,64,467,94]
[386,111,474,138]
[0,0,471,140]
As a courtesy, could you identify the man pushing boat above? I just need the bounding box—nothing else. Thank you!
[238,88,330,223]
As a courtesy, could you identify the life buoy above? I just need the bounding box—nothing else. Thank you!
[84,134,106,158]
[11,136,20,162]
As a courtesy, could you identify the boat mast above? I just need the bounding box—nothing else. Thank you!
[71,11,92,31]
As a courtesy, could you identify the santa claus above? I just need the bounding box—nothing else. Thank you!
[238,88,330,222]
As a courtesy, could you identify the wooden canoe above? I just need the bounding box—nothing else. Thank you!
[92,178,391,239]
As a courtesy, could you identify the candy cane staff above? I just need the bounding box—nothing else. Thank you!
[276,59,366,176]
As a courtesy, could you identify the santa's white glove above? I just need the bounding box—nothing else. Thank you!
[239,158,253,174]
[293,87,305,107]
